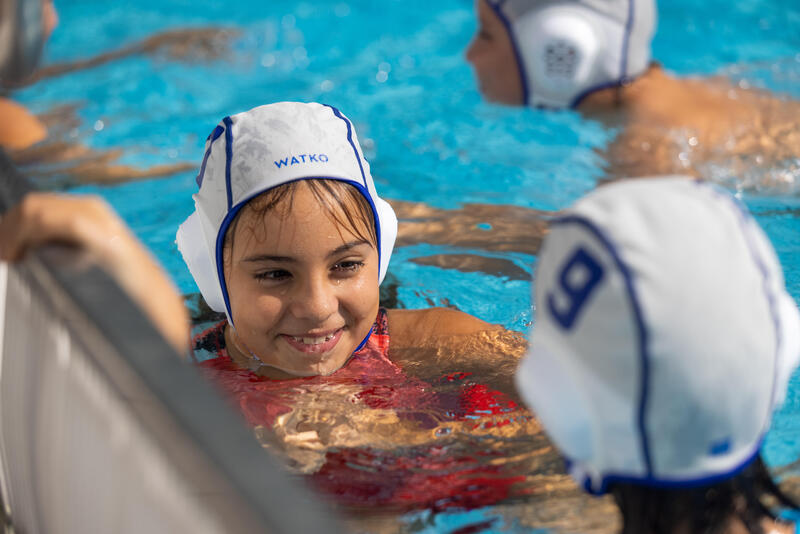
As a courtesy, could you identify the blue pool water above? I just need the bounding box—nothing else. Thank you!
[15,0,800,530]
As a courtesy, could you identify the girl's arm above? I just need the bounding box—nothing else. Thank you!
[10,27,239,89]
[0,99,47,150]
[5,102,195,183]
[0,192,189,353]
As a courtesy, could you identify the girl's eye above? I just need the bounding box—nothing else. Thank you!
[333,260,365,273]
[476,19,493,40]
[254,269,291,281]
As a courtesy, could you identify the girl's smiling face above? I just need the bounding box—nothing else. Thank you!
[223,180,380,377]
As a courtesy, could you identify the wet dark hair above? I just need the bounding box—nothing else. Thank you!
[610,455,798,534]
[223,179,377,263]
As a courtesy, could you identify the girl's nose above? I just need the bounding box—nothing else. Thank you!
[289,274,337,323]
[465,35,479,65]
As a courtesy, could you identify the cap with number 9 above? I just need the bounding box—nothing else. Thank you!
[515,176,800,495]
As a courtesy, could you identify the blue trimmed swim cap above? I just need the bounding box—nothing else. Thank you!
[176,102,397,328]
[484,0,656,108]
[516,176,800,494]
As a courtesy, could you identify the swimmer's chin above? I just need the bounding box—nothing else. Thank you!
[303,353,355,377]
[225,326,344,378]
[251,359,335,379]
[257,352,347,378]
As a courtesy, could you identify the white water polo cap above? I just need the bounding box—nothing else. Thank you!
[176,102,398,326]
[516,177,800,494]
[485,0,656,108]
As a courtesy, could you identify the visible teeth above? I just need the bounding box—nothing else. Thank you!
[292,334,334,345]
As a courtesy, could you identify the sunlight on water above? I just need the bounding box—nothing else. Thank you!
[14,0,800,530]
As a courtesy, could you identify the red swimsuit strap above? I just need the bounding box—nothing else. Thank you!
[358,307,389,356]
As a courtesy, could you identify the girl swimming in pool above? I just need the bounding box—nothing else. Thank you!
[173,101,519,379]
[2,101,520,377]
[0,102,540,511]
[467,0,800,191]
[393,0,799,275]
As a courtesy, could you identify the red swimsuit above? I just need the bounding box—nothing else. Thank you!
[193,309,530,511]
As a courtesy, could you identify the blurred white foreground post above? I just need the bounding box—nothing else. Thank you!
[0,152,343,534]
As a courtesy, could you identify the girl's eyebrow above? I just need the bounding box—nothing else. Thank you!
[242,240,371,263]
[242,254,295,263]
[326,240,371,259]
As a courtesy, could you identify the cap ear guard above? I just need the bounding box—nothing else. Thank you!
[775,293,800,407]
[516,340,595,462]
[730,192,800,410]
[178,192,398,316]
[514,6,603,108]
[176,211,227,314]
[374,197,397,284]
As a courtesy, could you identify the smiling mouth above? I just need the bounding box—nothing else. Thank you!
[292,333,335,344]
[281,328,344,354]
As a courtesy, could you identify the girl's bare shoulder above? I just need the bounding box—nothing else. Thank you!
[385,308,525,396]
[386,307,501,349]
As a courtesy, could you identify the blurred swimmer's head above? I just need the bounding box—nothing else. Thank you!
[466,0,656,108]
[0,0,57,86]
[177,102,397,376]
[516,176,800,495]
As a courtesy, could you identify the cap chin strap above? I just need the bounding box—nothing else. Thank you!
[226,320,374,377]
[0,0,45,86]
[775,292,800,407]
[225,324,300,377]
[516,341,595,467]
[225,324,269,373]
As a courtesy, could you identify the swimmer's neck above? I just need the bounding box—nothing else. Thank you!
[575,62,760,134]
[576,63,678,121]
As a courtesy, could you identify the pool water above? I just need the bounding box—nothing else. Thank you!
[15,0,800,531]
